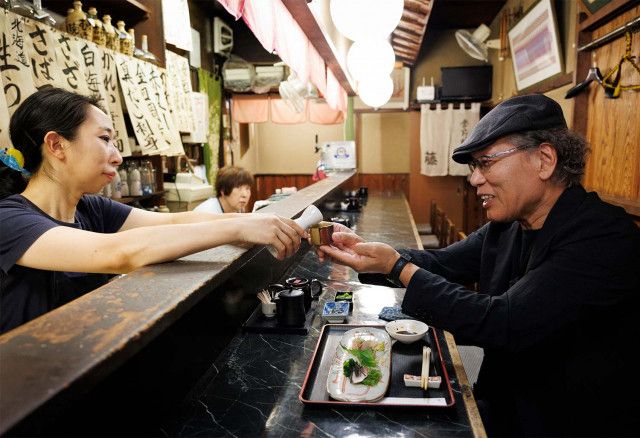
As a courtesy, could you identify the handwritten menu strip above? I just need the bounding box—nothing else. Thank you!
[165,50,194,134]
[116,54,170,155]
[161,0,193,52]
[24,19,64,90]
[0,10,38,116]
[102,49,131,156]
[0,74,11,147]
[1,9,184,158]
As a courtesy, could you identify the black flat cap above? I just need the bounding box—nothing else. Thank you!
[452,94,567,164]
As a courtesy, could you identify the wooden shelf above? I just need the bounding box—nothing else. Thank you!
[45,0,151,27]
[118,191,165,205]
[578,0,640,31]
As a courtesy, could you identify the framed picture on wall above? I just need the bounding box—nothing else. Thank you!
[381,66,410,110]
[508,0,564,91]
[354,66,410,110]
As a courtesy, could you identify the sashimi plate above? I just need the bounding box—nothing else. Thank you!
[326,327,391,402]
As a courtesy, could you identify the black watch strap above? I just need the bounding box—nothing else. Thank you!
[386,253,412,287]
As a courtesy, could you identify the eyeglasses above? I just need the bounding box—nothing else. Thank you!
[467,146,526,174]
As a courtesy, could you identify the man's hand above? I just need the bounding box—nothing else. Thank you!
[237,214,306,260]
[318,231,400,274]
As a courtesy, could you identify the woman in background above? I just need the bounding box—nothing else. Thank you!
[0,87,305,334]
[195,166,253,213]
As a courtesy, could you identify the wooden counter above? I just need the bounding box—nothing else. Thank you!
[0,172,355,435]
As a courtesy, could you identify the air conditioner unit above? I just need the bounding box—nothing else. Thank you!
[214,17,233,55]
[255,66,285,82]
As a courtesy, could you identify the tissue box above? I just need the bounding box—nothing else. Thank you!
[322,301,350,323]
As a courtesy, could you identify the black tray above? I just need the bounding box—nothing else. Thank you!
[242,301,318,335]
[299,324,455,407]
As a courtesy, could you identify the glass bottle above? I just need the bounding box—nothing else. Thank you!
[87,7,105,47]
[111,168,122,199]
[102,15,118,51]
[8,0,34,19]
[133,32,145,60]
[115,21,130,55]
[66,1,92,41]
[128,161,142,196]
[127,28,137,57]
[118,163,130,197]
[32,0,56,27]
[141,35,159,65]
[140,159,152,195]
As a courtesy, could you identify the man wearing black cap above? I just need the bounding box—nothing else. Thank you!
[319,94,640,436]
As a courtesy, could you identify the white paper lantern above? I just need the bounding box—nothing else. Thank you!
[347,39,395,82]
[330,0,404,42]
[358,75,394,108]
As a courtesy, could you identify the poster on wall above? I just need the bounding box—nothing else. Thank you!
[162,0,193,51]
[508,0,563,91]
[181,92,209,143]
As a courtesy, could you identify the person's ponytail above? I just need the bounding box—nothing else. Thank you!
[0,162,28,199]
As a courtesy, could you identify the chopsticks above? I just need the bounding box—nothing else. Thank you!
[421,346,431,391]
[257,290,272,304]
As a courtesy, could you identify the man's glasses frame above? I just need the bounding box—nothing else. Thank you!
[467,146,528,173]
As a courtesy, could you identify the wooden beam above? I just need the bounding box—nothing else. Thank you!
[394,46,417,57]
[393,28,423,41]
[281,0,355,95]
[397,19,424,35]
[392,38,420,50]
[401,8,427,25]
[405,0,431,15]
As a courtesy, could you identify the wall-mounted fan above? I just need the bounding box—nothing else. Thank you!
[455,24,500,62]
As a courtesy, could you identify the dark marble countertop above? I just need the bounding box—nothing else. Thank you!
[166,193,484,437]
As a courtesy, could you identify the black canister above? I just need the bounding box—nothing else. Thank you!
[275,288,306,327]
[285,277,311,311]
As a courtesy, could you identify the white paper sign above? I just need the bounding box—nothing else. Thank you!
[162,0,193,51]
[102,49,131,157]
[182,92,209,143]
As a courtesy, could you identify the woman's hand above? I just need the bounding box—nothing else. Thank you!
[236,214,307,260]
[318,232,400,274]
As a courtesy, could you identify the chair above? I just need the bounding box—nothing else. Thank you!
[456,230,467,242]
[439,217,453,247]
[416,200,436,235]
[420,205,442,249]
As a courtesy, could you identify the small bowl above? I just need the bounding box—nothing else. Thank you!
[322,301,349,323]
[385,319,429,344]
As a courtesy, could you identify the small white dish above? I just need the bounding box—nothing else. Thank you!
[385,319,429,344]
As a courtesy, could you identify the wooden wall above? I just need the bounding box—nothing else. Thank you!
[574,2,640,218]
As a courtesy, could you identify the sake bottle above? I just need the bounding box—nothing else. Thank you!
[102,15,118,51]
[68,1,92,41]
[116,20,130,55]
[87,7,105,47]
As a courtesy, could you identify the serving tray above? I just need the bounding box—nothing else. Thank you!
[299,324,455,407]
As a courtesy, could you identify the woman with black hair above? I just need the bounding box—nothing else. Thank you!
[0,87,305,334]
[195,166,254,213]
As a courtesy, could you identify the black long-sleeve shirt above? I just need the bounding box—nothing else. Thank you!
[398,186,640,436]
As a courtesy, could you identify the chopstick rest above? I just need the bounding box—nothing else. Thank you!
[403,374,442,389]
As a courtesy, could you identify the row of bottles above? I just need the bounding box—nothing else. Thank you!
[102,159,158,199]
[2,0,158,63]
[65,1,157,63]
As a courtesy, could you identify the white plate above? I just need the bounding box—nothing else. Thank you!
[326,327,391,402]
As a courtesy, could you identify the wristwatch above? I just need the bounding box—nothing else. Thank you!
[386,253,412,287]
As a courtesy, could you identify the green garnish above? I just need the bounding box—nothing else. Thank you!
[343,358,358,377]
[335,292,352,300]
[341,346,377,368]
[360,368,382,386]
